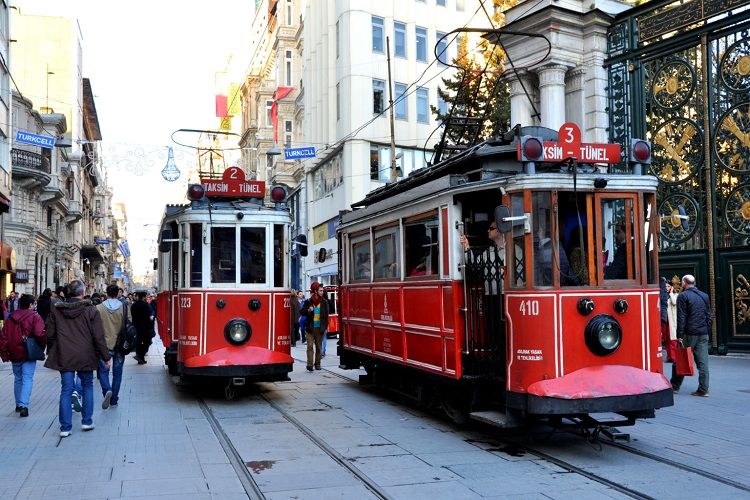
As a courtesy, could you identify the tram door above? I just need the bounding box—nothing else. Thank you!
[459,194,505,378]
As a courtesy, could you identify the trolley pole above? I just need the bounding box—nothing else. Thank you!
[386,36,397,184]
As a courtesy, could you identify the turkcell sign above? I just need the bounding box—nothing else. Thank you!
[15,130,56,149]
[284,147,316,160]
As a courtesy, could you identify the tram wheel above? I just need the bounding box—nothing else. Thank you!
[224,382,236,400]
[441,395,470,425]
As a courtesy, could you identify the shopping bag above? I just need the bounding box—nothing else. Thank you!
[674,343,695,376]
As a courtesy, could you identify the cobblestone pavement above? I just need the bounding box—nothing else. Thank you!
[0,336,747,499]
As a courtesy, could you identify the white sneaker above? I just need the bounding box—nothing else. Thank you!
[71,391,82,413]
[102,390,112,409]
[59,430,71,438]
[81,424,95,431]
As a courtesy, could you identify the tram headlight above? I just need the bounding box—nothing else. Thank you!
[584,314,622,356]
[224,318,251,346]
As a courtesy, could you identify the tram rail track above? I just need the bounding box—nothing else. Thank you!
[306,356,749,498]
[199,379,392,500]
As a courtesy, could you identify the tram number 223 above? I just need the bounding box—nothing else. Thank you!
[519,299,540,316]
[179,297,192,308]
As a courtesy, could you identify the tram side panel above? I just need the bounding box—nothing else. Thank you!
[342,282,462,379]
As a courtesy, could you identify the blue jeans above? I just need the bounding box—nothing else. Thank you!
[670,334,710,392]
[97,350,124,404]
[59,371,94,431]
[321,330,327,355]
[12,360,37,407]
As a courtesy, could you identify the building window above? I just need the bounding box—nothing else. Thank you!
[285,50,293,86]
[266,99,273,127]
[416,87,429,123]
[372,16,384,53]
[286,0,293,26]
[394,83,407,120]
[285,120,292,148]
[394,21,406,58]
[437,0,445,5]
[436,31,448,67]
[47,207,53,227]
[416,27,427,62]
[373,79,385,114]
[438,91,449,116]
[336,20,340,59]
[336,83,341,120]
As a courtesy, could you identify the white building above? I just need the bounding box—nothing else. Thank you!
[302,0,491,284]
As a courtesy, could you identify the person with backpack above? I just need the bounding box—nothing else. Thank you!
[0,294,46,417]
[95,284,128,408]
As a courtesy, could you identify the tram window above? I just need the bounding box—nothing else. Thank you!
[273,225,284,287]
[558,191,590,286]
[533,192,553,286]
[509,193,526,287]
[211,227,236,283]
[405,212,439,278]
[352,239,371,281]
[373,226,400,279]
[190,223,202,287]
[602,197,636,281]
[241,227,266,284]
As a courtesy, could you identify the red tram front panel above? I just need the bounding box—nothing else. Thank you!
[177,292,204,364]
[505,289,667,397]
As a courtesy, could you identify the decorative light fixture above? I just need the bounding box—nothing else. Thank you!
[161,146,181,181]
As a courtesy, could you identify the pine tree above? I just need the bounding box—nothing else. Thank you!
[432,0,514,149]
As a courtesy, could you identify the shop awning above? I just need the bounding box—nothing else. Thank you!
[81,244,105,263]
[0,242,16,272]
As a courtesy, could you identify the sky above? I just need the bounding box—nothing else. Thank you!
[15,0,250,278]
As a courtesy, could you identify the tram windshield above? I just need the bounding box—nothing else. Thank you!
[210,226,267,284]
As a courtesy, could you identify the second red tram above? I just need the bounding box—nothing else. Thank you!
[337,126,674,428]
[155,166,293,395]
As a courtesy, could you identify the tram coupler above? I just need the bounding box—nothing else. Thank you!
[231,377,246,386]
[581,415,631,442]
[599,426,630,442]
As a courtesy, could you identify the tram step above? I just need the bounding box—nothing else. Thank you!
[469,410,521,429]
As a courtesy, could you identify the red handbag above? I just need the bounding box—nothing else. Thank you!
[674,341,695,376]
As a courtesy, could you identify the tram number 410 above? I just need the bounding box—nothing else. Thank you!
[519,299,540,316]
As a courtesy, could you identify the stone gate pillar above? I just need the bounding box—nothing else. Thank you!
[537,64,569,131]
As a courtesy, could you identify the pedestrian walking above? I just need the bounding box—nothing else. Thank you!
[36,288,53,322]
[0,293,46,417]
[4,290,18,319]
[44,280,111,437]
[95,284,127,409]
[670,274,711,397]
[290,289,301,347]
[131,291,152,364]
[303,281,328,372]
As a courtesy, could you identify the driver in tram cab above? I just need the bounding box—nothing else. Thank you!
[604,224,627,279]
[535,226,578,286]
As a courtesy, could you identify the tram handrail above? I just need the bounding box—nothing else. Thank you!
[457,220,470,355]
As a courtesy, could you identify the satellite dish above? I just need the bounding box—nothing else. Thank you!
[318,248,327,262]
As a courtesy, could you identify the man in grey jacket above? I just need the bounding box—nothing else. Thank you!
[96,284,127,409]
[45,280,111,437]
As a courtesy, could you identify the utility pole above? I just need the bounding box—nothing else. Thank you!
[386,37,397,184]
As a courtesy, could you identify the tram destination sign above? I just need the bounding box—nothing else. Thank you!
[201,166,265,198]
[541,142,621,163]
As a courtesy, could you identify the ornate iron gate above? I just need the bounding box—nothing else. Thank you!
[606,0,750,353]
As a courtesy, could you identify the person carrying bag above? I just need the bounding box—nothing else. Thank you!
[0,294,47,417]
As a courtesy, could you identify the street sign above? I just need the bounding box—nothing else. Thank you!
[95,238,111,245]
[15,130,56,149]
[284,147,316,160]
[201,166,265,198]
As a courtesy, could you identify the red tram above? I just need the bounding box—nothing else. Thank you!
[337,125,674,428]
[155,166,293,397]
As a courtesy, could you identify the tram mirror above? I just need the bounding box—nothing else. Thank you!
[158,230,173,253]
[296,234,308,257]
[494,205,512,233]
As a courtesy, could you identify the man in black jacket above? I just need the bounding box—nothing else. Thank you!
[130,291,152,364]
[670,274,711,397]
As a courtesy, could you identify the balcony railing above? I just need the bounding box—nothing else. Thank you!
[11,149,51,173]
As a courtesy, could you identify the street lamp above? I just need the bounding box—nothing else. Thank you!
[266,146,282,182]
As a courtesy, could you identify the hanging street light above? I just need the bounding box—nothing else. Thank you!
[161,146,181,181]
